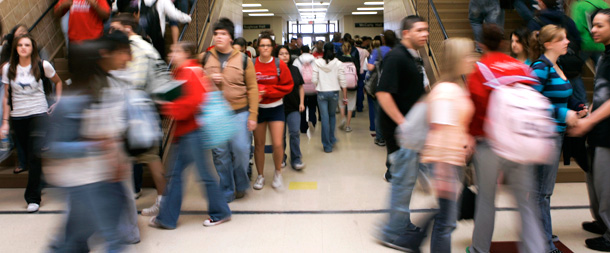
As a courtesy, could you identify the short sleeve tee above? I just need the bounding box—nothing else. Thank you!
[2,61,56,117]
[57,0,110,42]
[368,46,392,64]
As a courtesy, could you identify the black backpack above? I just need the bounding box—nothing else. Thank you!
[139,0,162,41]
[8,61,54,111]
[533,15,584,79]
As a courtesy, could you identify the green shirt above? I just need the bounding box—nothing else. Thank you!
[571,0,609,52]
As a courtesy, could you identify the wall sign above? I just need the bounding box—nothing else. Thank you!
[244,24,271,29]
[355,23,383,28]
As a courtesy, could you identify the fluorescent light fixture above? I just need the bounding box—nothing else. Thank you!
[242,9,269,12]
[242,3,262,7]
[352,11,377,15]
[364,2,384,5]
[296,2,330,6]
[249,13,274,16]
[357,7,384,10]
[298,8,327,11]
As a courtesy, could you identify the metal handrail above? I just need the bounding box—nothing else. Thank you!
[415,0,450,76]
[428,0,448,40]
[28,0,59,33]
[177,0,200,43]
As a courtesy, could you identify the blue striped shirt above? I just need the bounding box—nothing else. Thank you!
[531,55,573,133]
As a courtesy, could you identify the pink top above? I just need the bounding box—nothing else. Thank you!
[421,82,475,166]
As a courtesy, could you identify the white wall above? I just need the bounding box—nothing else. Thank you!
[243,16,287,44]
[217,0,244,38]
[384,0,416,34]
[339,15,384,38]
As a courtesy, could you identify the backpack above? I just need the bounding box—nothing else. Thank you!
[342,61,358,90]
[124,88,162,156]
[297,58,316,95]
[365,48,383,98]
[8,61,54,111]
[139,0,162,42]
[532,15,584,79]
[478,62,557,164]
[396,98,429,151]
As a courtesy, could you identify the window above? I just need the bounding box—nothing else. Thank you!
[300,24,313,33]
[314,24,327,33]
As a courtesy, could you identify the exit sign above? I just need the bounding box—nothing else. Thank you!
[308,21,314,24]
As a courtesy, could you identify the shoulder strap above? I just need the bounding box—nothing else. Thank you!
[275,57,280,77]
[376,48,382,62]
[252,57,257,66]
[242,53,248,71]
[202,51,211,66]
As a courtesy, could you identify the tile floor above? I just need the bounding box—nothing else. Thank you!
[0,110,601,252]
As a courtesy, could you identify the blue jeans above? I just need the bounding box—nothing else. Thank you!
[212,111,251,202]
[356,73,365,112]
[469,0,505,43]
[53,182,127,253]
[283,111,303,166]
[317,91,339,152]
[382,148,420,240]
[368,96,384,141]
[535,135,564,251]
[157,130,231,229]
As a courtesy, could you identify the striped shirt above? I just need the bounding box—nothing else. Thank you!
[531,55,573,132]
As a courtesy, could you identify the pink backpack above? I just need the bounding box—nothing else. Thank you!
[299,60,316,95]
[342,61,358,90]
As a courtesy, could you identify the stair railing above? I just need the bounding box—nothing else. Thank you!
[415,0,449,75]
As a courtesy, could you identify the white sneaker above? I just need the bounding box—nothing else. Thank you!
[26,203,39,213]
[272,172,283,189]
[142,196,161,216]
[339,119,346,130]
[308,122,315,134]
[292,162,306,171]
[253,175,265,190]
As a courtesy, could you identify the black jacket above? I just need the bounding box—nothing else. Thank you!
[589,45,610,148]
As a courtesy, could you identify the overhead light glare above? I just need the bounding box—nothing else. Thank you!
[249,13,274,16]
[296,2,330,6]
[352,11,377,15]
[242,9,269,12]
[242,3,262,7]
[364,2,384,5]
[357,7,384,11]
[298,8,327,11]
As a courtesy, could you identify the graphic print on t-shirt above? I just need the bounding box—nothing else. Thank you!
[17,82,33,90]
[72,0,91,13]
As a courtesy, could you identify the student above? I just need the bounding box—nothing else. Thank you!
[469,0,504,43]
[312,43,346,153]
[251,32,294,190]
[138,0,192,59]
[54,0,110,42]
[150,42,231,229]
[510,27,532,65]
[276,45,306,171]
[336,42,358,132]
[1,35,63,212]
[293,47,318,134]
[571,0,609,65]
[312,40,324,59]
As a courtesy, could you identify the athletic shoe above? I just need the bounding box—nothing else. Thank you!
[586,237,610,252]
[26,203,39,213]
[339,119,346,130]
[272,172,283,189]
[552,235,559,242]
[253,175,265,190]
[134,190,142,200]
[235,191,246,199]
[281,154,287,168]
[142,196,161,216]
[292,161,306,171]
[375,139,386,146]
[308,122,315,134]
[548,249,562,253]
[148,217,174,230]
[203,217,231,227]
[583,221,607,235]
[345,126,353,132]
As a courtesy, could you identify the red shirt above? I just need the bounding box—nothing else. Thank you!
[55,0,109,42]
[313,51,323,59]
[163,59,208,138]
[253,57,294,105]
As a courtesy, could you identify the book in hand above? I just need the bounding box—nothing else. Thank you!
[151,80,185,102]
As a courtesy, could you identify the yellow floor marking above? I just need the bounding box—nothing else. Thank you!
[288,182,318,190]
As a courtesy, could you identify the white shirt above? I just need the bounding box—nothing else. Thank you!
[312,58,346,92]
[141,0,192,36]
[2,61,55,117]
[247,46,257,58]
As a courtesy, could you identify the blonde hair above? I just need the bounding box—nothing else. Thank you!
[371,40,381,49]
[529,24,567,60]
[341,42,351,56]
[439,37,475,85]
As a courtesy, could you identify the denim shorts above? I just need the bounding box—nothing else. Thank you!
[258,104,285,123]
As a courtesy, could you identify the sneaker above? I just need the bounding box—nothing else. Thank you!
[203,217,231,227]
[384,169,392,182]
[586,237,610,251]
[375,139,386,146]
[583,221,607,235]
[281,154,287,168]
[552,234,559,242]
[26,203,39,213]
[142,197,161,216]
[370,132,376,137]
[339,119,346,130]
[308,122,315,134]
[235,191,246,199]
[253,175,265,190]
[324,148,332,153]
[345,126,353,132]
[134,190,142,200]
[292,161,306,171]
[148,216,174,230]
[548,249,562,253]
[272,172,283,189]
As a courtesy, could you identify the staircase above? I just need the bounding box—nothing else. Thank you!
[416,0,589,182]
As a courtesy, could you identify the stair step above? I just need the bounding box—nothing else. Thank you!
[440,18,526,30]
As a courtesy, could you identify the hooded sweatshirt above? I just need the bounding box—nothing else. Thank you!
[571,0,609,52]
[253,57,294,106]
[312,58,346,92]
[527,9,582,49]
[141,0,192,36]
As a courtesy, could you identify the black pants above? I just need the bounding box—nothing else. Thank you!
[300,94,318,133]
[12,114,47,204]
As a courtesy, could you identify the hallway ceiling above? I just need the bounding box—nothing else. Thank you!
[242,0,383,21]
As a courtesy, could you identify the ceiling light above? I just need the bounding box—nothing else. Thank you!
[298,8,327,12]
[364,2,384,5]
[296,2,330,6]
[242,3,262,7]
[352,11,377,15]
[242,9,269,12]
[357,7,384,11]
[249,13,274,16]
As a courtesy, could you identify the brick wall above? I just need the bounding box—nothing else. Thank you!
[0,0,64,59]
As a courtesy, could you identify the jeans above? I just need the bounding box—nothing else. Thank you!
[469,0,505,43]
[382,148,420,241]
[514,0,536,23]
[157,130,231,229]
[212,111,251,202]
[591,147,610,241]
[301,94,318,133]
[368,95,384,141]
[534,135,563,252]
[132,163,144,194]
[356,73,365,112]
[317,91,339,152]
[283,111,302,166]
[12,114,47,204]
[53,182,127,253]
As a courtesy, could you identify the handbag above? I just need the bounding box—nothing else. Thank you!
[197,91,237,149]
[396,98,429,151]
